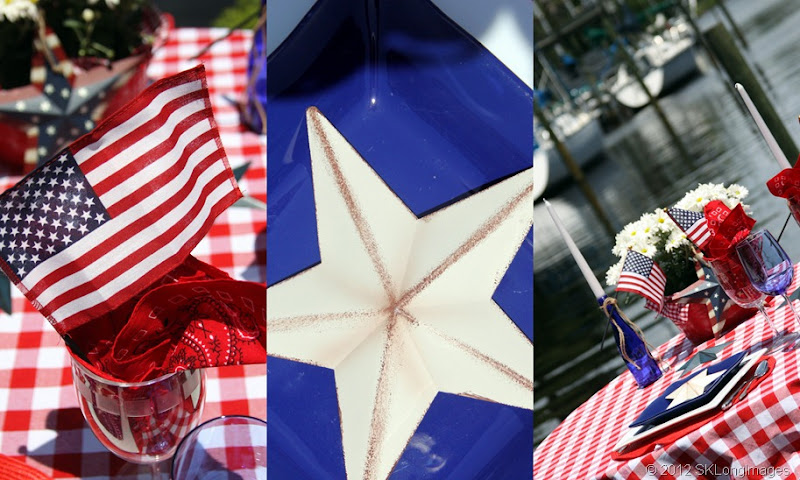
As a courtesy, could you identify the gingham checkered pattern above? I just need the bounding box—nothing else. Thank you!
[535,265,800,480]
[0,28,265,478]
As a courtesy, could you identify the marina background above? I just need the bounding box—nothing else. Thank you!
[534,0,800,446]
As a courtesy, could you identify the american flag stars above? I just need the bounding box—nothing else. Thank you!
[0,151,108,279]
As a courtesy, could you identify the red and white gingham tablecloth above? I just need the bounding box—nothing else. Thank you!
[0,28,265,478]
[535,270,800,480]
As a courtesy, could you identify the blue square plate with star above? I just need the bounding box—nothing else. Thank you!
[267,0,533,479]
[629,351,746,428]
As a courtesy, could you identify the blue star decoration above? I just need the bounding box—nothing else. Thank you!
[267,0,533,478]
[674,262,730,327]
[0,64,119,169]
[231,162,266,210]
[678,341,733,376]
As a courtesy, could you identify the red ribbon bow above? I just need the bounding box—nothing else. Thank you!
[703,201,756,260]
[766,154,800,199]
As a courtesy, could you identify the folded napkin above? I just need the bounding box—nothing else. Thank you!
[0,455,50,480]
[69,255,265,382]
[767,154,800,199]
[703,201,756,260]
[611,355,774,461]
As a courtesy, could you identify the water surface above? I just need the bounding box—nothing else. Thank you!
[534,0,800,447]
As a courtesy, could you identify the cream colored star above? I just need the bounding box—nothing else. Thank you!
[665,369,725,408]
[268,107,533,480]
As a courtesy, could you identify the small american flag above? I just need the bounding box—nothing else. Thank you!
[667,208,711,248]
[0,65,241,334]
[617,250,667,309]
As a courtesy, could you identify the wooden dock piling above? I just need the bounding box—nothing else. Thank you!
[534,103,616,238]
[704,23,799,164]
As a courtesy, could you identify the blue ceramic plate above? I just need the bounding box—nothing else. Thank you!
[267,0,532,478]
[629,351,746,428]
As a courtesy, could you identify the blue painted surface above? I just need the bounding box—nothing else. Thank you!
[391,393,533,479]
[268,0,533,477]
[267,357,346,479]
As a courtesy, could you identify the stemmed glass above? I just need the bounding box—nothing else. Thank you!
[172,415,266,479]
[736,229,800,350]
[70,353,206,478]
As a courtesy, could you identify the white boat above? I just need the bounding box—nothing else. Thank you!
[537,109,604,190]
[610,34,698,109]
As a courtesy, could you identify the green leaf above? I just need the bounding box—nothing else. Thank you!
[90,41,115,59]
[63,19,84,29]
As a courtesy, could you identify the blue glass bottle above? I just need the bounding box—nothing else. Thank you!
[599,295,662,388]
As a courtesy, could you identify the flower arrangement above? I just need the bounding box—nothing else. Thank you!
[0,0,154,89]
[606,183,749,295]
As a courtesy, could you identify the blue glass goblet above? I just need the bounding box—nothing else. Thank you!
[736,230,800,350]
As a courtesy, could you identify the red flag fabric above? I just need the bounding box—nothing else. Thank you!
[0,65,242,334]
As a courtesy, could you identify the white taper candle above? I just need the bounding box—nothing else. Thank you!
[735,83,792,170]
[543,199,606,298]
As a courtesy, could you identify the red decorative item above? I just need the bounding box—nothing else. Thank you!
[766,154,800,200]
[652,200,759,345]
[69,255,266,383]
[703,200,756,259]
[767,154,800,227]
[645,264,755,345]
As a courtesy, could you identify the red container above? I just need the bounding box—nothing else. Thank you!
[647,265,756,346]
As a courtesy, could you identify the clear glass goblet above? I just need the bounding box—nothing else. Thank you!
[735,229,800,350]
[172,415,266,480]
[70,353,206,478]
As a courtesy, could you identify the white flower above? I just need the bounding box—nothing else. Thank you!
[637,212,659,238]
[665,230,688,253]
[674,182,749,213]
[82,8,95,22]
[606,259,624,286]
[608,183,749,289]
[613,221,645,256]
[0,0,38,23]
[651,208,673,234]
[632,240,658,258]
[105,0,119,8]
[726,184,748,199]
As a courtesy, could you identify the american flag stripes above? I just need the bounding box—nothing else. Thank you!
[667,208,711,249]
[0,65,241,334]
[616,250,667,309]
[647,299,689,324]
